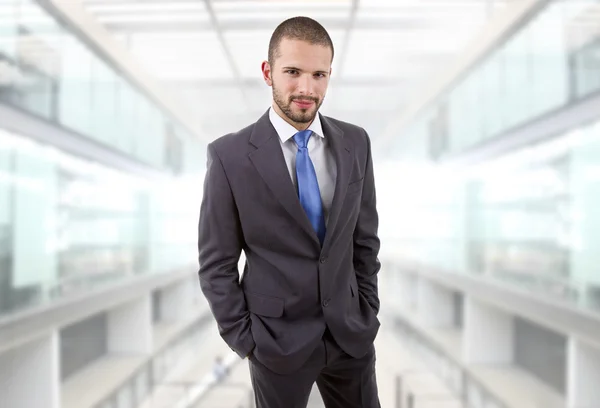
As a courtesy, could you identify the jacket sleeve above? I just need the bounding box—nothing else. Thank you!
[197,142,255,358]
[353,130,381,315]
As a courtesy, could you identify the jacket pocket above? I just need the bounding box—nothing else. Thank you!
[245,291,284,318]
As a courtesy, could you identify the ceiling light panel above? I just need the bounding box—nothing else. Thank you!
[85,2,207,14]
[355,0,491,32]
[356,6,487,28]
[217,11,352,21]
[213,0,352,13]
[358,0,501,9]
[96,12,210,24]
[129,32,235,80]
[214,0,352,30]
[342,28,479,78]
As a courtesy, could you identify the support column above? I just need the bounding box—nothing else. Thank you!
[463,296,514,364]
[567,338,600,408]
[108,295,152,354]
[416,278,454,327]
[0,331,60,408]
[160,278,195,322]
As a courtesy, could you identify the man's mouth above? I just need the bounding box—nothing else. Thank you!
[293,99,315,109]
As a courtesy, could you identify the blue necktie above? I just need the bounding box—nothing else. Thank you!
[294,130,326,245]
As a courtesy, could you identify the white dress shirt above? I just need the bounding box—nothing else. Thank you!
[269,107,337,223]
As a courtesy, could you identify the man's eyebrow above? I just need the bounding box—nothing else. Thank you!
[282,66,328,74]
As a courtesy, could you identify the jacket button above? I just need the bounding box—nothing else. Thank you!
[320,257,327,264]
[323,299,330,307]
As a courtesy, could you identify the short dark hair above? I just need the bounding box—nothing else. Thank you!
[268,17,334,65]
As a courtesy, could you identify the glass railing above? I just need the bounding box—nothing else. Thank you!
[0,125,201,318]
[381,116,600,315]
[382,0,600,316]
[0,0,196,173]
[394,0,600,159]
[463,118,600,311]
[0,1,206,319]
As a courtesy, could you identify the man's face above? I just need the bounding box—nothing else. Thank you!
[262,37,332,128]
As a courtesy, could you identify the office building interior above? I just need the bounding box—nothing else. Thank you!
[1,0,600,407]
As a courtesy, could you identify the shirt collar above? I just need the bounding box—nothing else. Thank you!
[269,106,324,144]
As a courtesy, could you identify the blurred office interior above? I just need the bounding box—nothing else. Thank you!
[1,0,600,407]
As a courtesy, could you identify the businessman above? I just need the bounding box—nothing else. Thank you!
[198,16,381,408]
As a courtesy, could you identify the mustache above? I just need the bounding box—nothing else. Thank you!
[290,96,319,103]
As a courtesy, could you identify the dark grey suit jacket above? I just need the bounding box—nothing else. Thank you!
[198,109,381,375]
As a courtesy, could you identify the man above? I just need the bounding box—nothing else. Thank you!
[198,16,381,408]
[212,355,228,382]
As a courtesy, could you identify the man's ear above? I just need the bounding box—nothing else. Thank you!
[261,61,273,86]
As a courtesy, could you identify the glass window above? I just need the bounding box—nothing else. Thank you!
[0,1,204,320]
[417,0,600,161]
[12,138,58,301]
[1,0,199,174]
[566,0,600,99]
[56,159,144,292]
[0,0,18,59]
[467,157,570,294]
[572,40,600,98]
[568,120,600,310]
[480,52,504,140]
[529,1,569,116]
[58,35,92,135]
[133,95,153,162]
[12,0,60,119]
[0,126,199,318]
[394,117,600,315]
[90,56,118,145]
[448,80,467,153]
[464,117,600,312]
[501,23,532,130]
[134,100,163,166]
[116,80,137,154]
[463,69,483,148]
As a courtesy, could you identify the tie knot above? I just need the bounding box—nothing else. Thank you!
[293,130,312,149]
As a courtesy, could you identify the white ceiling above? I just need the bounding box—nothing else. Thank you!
[81,0,511,146]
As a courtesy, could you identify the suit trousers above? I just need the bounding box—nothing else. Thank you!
[248,329,380,408]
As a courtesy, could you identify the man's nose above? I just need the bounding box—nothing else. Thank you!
[297,74,314,96]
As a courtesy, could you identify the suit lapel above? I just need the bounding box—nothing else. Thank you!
[248,110,321,247]
[321,114,351,253]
